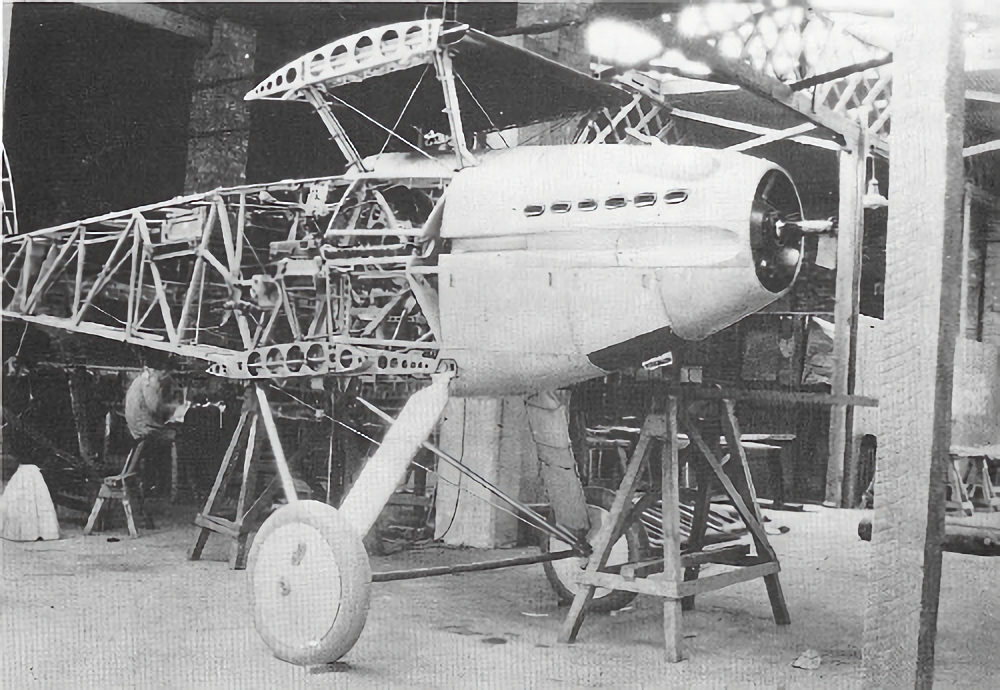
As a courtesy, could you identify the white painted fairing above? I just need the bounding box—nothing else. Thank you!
[436,144,801,396]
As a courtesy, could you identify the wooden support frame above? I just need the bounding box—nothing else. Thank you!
[558,391,789,660]
[669,29,878,154]
[80,3,212,44]
[826,119,868,507]
[726,122,817,153]
[190,387,297,569]
[862,4,966,687]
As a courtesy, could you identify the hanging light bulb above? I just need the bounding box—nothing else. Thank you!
[862,155,888,209]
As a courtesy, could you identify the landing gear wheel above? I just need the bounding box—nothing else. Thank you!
[541,487,643,613]
[248,500,371,665]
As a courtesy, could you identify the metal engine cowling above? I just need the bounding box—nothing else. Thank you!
[434,144,806,396]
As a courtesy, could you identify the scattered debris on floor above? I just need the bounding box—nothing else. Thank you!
[792,649,823,670]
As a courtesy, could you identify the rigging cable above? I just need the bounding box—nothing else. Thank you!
[269,385,580,547]
[325,92,454,172]
[454,71,509,148]
[376,65,431,161]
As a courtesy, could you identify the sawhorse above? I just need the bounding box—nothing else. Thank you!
[84,439,153,538]
[189,396,272,569]
[950,444,1000,513]
[189,389,312,569]
[558,393,789,661]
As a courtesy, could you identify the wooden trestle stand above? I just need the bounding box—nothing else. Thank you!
[189,386,298,569]
[558,390,791,662]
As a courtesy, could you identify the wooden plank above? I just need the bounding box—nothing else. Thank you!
[720,400,791,625]
[194,514,240,538]
[963,139,1000,158]
[726,122,817,153]
[575,561,780,600]
[233,415,258,527]
[720,400,764,524]
[614,544,755,575]
[862,4,966,688]
[663,387,877,408]
[201,407,249,513]
[667,108,840,151]
[683,544,755,567]
[677,562,780,598]
[81,3,212,43]
[574,570,681,598]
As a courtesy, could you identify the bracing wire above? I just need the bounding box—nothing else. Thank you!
[377,65,431,160]
[453,71,509,148]
[435,401,465,539]
[325,92,453,171]
[270,386,572,544]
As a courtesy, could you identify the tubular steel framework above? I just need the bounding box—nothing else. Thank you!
[2,175,447,381]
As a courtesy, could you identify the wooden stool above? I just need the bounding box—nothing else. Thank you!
[84,439,151,538]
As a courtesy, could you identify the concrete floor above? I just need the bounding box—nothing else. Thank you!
[2,503,998,689]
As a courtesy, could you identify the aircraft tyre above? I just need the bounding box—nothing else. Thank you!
[541,487,642,613]
[248,500,371,665]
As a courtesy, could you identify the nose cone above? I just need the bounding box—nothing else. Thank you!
[750,169,805,294]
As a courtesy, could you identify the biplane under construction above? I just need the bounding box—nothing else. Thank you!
[2,19,830,665]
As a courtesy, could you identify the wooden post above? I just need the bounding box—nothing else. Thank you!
[67,369,97,468]
[825,120,867,507]
[169,440,179,504]
[958,186,974,338]
[662,396,684,662]
[863,3,965,688]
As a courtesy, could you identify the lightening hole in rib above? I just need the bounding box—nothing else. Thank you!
[306,344,325,371]
[286,346,304,373]
[355,36,375,62]
[380,30,401,54]
[405,26,424,48]
[309,53,326,77]
[330,44,349,69]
